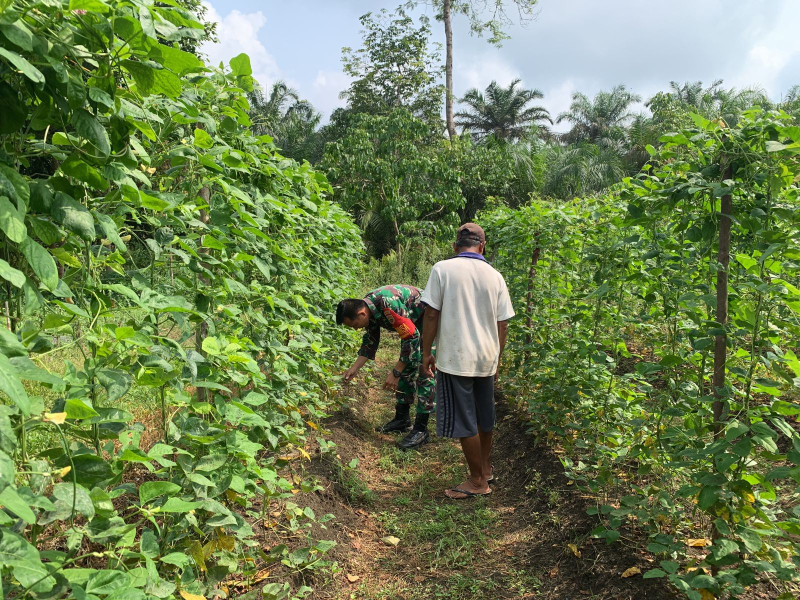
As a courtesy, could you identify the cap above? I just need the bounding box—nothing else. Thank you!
[456,222,485,244]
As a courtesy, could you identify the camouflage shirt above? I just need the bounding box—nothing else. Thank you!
[357,285,425,362]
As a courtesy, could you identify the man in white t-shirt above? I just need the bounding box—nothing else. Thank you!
[421,223,515,499]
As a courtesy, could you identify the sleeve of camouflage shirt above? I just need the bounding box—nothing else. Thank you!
[371,293,420,364]
[357,319,381,360]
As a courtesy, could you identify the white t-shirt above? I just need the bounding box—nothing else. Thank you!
[421,255,515,377]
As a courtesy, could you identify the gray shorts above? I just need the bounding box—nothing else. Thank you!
[435,371,495,438]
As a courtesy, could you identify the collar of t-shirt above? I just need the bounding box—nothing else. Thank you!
[454,251,486,261]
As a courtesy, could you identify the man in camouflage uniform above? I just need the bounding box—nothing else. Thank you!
[336,285,434,450]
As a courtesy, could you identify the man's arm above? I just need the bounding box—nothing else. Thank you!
[496,319,509,381]
[421,307,440,377]
[343,355,369,383]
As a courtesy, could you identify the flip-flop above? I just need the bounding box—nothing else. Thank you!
[488,465,495,484]
[446,487,492,499]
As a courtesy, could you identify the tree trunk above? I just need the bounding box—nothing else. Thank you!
[712,165,733,437]
[443,0,456,139]
[195,185,211,403]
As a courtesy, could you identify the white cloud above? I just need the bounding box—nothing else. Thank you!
[311,70,351,117]
[457,55,520,94]
[200,2,280,93]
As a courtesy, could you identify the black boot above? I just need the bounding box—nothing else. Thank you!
[398,412,430,450]
[377,403,411,433]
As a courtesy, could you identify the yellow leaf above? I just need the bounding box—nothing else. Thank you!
[188,540,206,572]
[44,412,66,424]
[699,590,715,600]
[743,491,755,503]
[56,466,71,478]
[346,574,360,583]
[179,592,206,600]
[687,538,711,547]
[306,420,318,430]
[621,566,641,578]
[567,543,581,558]
[217,533,235,552]
[298,447,310,461]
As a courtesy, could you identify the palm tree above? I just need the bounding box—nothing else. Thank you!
[649,80,772,128]
[557,85,641,146]
[455,79,552,142]
[248,81,321,161]
[542,143,626,199]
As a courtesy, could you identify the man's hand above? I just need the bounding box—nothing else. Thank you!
[383,371,399,391]
[422,353,436,377]
[343,365,360,383]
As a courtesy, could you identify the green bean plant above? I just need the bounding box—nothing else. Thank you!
[484,109,800,599]
[0,1,362,598]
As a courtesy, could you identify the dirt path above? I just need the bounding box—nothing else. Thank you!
[297,353,680,599]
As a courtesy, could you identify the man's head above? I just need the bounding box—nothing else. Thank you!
[454,222,486,254]
[336,298,370,329]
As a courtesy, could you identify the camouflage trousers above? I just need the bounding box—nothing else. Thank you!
[396,342,435,414]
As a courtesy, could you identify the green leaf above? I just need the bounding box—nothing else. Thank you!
[60,153,108,189]
[193,128,214,149]
[643,568,666,579]
[71,110,111,157]
[0,22,34,52]
[194,453,227,472]
[51,193,96,241]
[66,454,113,487]
[711,538,739,559]
[201,336,220,355]
[85,570,129,595]
[738,527,763,553]
[229,53,252,77]
[159,497,202,513]
[69,0,111,13]
[0,258,24,288]
[139,481,181,504]
[20,237,57,291]
[0,485,36,523]
[122,60,182,99]
[0,531,54,592]
[0,47,44,83]
[149,43,204,75]
[697,485,720,510]
[96,368,131,402]
[0,163,31,209]
[93,212,127,251]
[0,353,30,415]
[64,399,100,420]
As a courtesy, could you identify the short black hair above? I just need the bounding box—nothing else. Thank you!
[336,298,368,325]
[455,237,482,249]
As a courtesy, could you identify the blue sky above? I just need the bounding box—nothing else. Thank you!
[201,1,800,127]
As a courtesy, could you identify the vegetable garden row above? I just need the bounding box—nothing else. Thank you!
[487,110,800,599]
[0,1,360,599]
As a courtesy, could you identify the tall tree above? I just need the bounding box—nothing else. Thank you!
[557,85,641,147]
[248,82,322,162]
[456,79,551,141]
[648,80,772,129]
[340,8,444,125]
[407,0,539,139]
[323,109,463,258]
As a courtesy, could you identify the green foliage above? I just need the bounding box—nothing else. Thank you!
[485,108,800,598]
[323,108,463,258]
[0,1,362,598]
[340,8,444,127]
[248,81,323,163]
[456,79,551,141]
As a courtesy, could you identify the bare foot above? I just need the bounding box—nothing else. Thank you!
[444,478,491,499]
